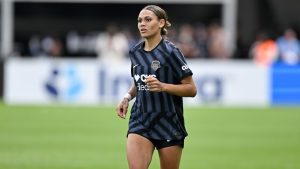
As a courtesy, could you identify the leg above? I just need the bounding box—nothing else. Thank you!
[127,133,155,169]
[158,146,183,169]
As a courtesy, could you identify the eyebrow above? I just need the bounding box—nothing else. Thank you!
[138,15,152,19]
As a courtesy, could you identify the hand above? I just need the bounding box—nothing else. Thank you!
[145,76,165,92]
[116,97,129,119]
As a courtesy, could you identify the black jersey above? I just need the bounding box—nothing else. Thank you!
[128,39,193,140]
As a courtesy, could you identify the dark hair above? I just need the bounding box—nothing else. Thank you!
[142,5,171,35]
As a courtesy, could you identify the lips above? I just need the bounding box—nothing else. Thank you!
[140,28,147,33]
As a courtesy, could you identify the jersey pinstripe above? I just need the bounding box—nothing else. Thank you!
[128,39,193,140]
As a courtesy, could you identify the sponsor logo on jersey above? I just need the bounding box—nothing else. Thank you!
[134,74,156,91]
[182,65,189,70]
[134,74,140,82]
[134,74,156,82]
[151,60,160,71]
[137,83,150,91]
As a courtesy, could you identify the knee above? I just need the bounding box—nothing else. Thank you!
[128,162,148,169]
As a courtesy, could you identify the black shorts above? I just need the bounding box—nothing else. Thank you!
[149,138,184,150]
[128,132,184,150]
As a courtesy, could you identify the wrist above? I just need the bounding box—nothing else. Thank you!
[124,93,132,101]
[161,83,167,92]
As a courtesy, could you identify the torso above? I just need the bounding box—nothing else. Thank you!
[128,39,192,140]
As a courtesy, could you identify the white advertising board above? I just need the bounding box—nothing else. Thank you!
[5,58,99,104]
[4,58,269,106]
[187,60,269,106]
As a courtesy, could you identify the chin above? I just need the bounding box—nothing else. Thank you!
[140,33,149,38]
[141,33,154,39]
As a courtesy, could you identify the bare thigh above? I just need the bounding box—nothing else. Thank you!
[158,146,183,169]
[127,133,155,169]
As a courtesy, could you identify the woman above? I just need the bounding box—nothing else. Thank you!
[116,5,197,169]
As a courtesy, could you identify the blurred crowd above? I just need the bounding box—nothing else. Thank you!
[21,22,229,61]
[250,28,300,66]
[19,23,300,65]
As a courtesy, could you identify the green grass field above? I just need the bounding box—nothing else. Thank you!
[0,104,300,169]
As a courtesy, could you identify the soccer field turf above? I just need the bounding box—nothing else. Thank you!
[0,104,300,169]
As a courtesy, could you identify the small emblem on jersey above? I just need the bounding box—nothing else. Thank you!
[133,64,139,69]
[151,60,160,71]
[134,74,140,82]
[181,65,189,70]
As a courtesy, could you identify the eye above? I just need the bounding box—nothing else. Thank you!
[137,18,142,23]
[145,18,152,22]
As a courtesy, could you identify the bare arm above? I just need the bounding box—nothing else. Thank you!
[127,81,137,99]
[116,80,136,119]
[145,75,197,97]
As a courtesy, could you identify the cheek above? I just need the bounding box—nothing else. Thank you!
[149,24,159,31]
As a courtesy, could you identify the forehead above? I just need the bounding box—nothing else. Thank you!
[138,9,157,18]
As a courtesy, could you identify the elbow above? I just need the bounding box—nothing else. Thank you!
[190,87,197,97]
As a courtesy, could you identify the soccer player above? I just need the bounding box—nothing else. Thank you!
[116,5,197,169]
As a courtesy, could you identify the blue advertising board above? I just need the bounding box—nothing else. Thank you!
[271,62,300,105]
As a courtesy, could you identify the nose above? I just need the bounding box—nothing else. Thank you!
[139,21,146,27]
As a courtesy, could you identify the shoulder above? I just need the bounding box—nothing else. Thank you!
[129,40,144,54]
[162,39,180,56]
[162,39,178,54]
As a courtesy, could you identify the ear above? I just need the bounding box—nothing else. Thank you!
[159,19,165,28]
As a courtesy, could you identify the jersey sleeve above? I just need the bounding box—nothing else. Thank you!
[130,63,133,77]
[170,48,193,80]
[129,51,134,77]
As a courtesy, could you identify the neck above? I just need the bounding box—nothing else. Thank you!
[144,34,162,51]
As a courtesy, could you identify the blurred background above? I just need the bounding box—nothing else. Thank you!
[0,0,300,105]
[0,0,300,169]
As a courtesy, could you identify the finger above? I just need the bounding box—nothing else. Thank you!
[117,106,122,114]
[121,102,129,118]
[149,78,158,82]
[150,84,158,89]
[148,84,155,91]
[147,81,157,88]
[118,110,126,119]
[117,104,126,119]
[149,86,158,92]
[116,106,121,115]
[145,77,156,83]
[122,107,128,118]
[150,85,161,92]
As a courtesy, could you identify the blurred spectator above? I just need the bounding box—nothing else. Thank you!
[165,27,178,45]
[249,32,278,66]
[29,35,42,56]
[66,31,80,55]
[66,31,98,56]
[194,23,209,58]
[276,28,300,65]
[207,22,229,59]
[95,23,129,62]
[177,24,200,59]
[123,27,139,51]
[28,35,63,57]
[49,37,63,57]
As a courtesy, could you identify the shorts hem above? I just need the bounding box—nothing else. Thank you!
[127,132,184,150]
